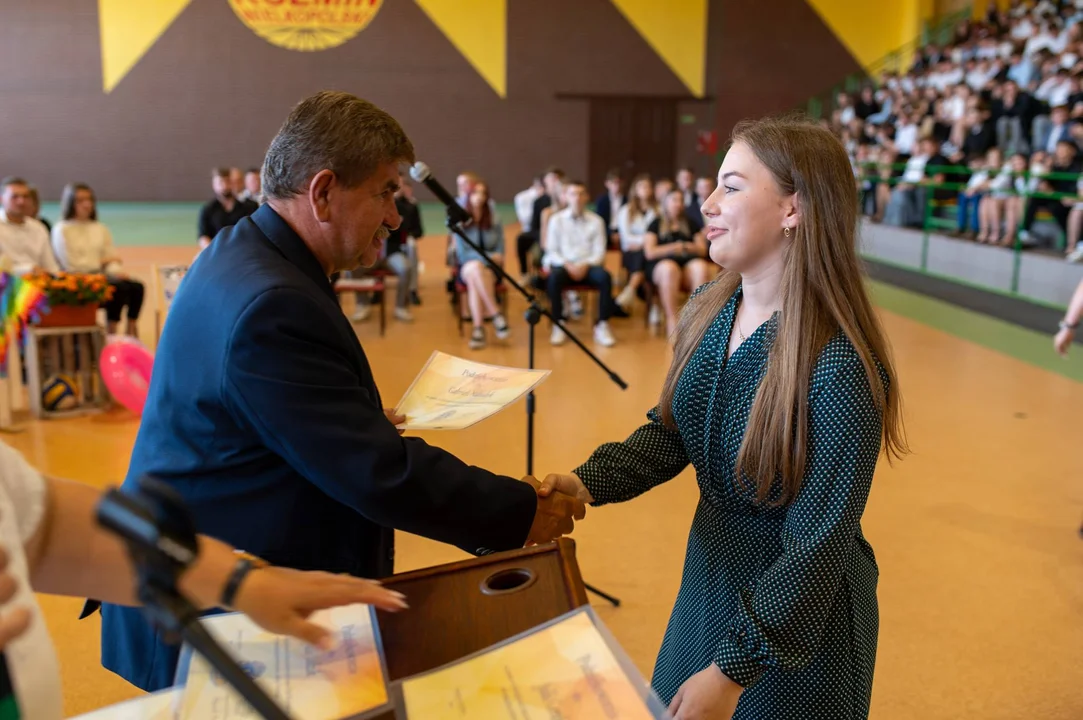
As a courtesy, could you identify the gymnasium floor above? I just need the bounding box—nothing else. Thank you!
[13,210,1083,718]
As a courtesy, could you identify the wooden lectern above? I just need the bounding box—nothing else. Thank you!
[377,539,589,682]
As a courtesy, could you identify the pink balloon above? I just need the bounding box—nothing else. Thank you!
[100,341,154,415]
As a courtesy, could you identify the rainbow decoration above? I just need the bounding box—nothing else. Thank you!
[0,273,48,376]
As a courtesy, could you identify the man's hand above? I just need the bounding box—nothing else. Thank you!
[521,476,586,545]
[384,408,406,435]
[0,545,32,651]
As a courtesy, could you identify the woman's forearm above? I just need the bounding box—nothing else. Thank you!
[28,477,243,610]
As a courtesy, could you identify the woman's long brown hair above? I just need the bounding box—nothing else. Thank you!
[659,116,908,505]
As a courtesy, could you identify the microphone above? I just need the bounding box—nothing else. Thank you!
[409,161,471,225]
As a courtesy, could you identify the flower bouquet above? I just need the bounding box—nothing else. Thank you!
[24,271,114,327]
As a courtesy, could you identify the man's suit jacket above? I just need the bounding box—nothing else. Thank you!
[593,193,626,234]
[100,204,537,691]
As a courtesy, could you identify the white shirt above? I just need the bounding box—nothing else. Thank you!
[51,220,121,275]
[895,124,919,155]
[543,208,607,268]
[616,203,657,252]
[902,154,929,184]
[0,212,58,276]
[0,442,62,720]
[513,186,540,230]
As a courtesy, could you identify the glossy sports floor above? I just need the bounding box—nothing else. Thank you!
[15,223,1083,718]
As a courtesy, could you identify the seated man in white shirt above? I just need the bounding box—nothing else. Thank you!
[543,180,620,347]
[0,178,59,276]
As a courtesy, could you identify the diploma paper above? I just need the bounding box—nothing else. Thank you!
[394,351,550,430]
[399,610,657,719]
[178,604,389,720]
[69,689,181,720]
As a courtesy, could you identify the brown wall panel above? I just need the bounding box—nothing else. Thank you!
[0,0,863,202]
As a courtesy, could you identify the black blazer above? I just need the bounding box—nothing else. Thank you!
[100,204,537,691]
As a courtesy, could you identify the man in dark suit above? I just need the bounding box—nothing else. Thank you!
[593,168,626,248]
[99,91,585,692]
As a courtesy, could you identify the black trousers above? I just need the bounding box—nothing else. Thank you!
[1023,197,1070,236]
[517,232,537,274]
[547,266,614,324]
[104,278,145,323]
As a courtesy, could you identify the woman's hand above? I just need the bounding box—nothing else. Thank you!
[0,545,32,651]
[1055,326,1075,356]
[232,567,408,651]
[537,472,594,505]
[668,665,743,720]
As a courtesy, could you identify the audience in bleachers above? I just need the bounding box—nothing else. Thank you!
[0,177,59,275]
[833,0,1083,260]
[52,182,144,337]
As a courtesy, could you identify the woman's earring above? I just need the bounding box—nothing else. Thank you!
[784,227,791,238]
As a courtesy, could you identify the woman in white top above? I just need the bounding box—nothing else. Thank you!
[0,440,405,720]
[51,183,145,337]
[614,174,657,311]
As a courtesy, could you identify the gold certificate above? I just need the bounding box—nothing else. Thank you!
[393,351,551,430]
[399,610,658,719]
[177,604,389,719]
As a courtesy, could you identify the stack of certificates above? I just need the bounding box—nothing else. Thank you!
[73,605,666,720]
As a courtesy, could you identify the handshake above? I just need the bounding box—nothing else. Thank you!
[522,473,596,546]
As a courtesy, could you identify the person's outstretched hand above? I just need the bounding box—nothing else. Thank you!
[1055,326,1074,357]
[0,545,32,652]
[232,568,408,651]
[521,475,586,545]
[537,472,594,505]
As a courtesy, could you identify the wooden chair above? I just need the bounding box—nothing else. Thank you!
[333,276,387,336]
[151,263,189,343]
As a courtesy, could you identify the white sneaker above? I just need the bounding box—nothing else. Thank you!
[394,307,414,323]
[352,305,372,322]
[648,304,661,327]
[594,321,616,347]
[550,326,566,346]
[1068,246,1083,263]
[615,285,635,311]
[492,313,510,340]
[469,326,486,350]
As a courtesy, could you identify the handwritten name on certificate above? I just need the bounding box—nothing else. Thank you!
[69,689,181,719]
[178,604,389,720]
[394,351,551,430]
[399,611,655,719]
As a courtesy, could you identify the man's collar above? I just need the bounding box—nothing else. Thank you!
[250,204,335,300]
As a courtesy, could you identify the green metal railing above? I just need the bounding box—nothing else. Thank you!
[805,6,974,120]
[861,162,1081,300]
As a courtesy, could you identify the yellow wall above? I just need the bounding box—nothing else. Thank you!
[805,0,936,69]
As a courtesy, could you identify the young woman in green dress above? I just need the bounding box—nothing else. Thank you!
[539,116,908,720]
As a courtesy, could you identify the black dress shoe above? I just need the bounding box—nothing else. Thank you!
[411,291,422,306]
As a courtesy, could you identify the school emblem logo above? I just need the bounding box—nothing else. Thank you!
[228,0,384,52]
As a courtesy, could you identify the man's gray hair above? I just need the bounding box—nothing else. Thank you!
[262,91,415,201]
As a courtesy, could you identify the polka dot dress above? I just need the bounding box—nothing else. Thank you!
[575,285,885,719]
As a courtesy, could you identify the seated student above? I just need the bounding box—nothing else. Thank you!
[456,181,510,350]
[1021,139,1082,246]
[686,176,717,228]
[52,183,145,337]
[543,180,620,348]
[353,177,420,324]
[0,177,59,275]
[0,439,406,720]
[398,178,424,305]
[593,168,626,246]
[197,168,258,251]
[644,189,712,337]
[614,173,657,311]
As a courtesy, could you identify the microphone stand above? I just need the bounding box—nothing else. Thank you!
[446,205,623,608]
[97,478,294,720]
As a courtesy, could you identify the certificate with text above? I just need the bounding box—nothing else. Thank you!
[177,604,390,720]
[394,351,551,430]
[397,608,664,719]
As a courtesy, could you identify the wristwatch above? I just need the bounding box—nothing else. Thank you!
[1059,319,1079,331]
[220,550,269,608]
